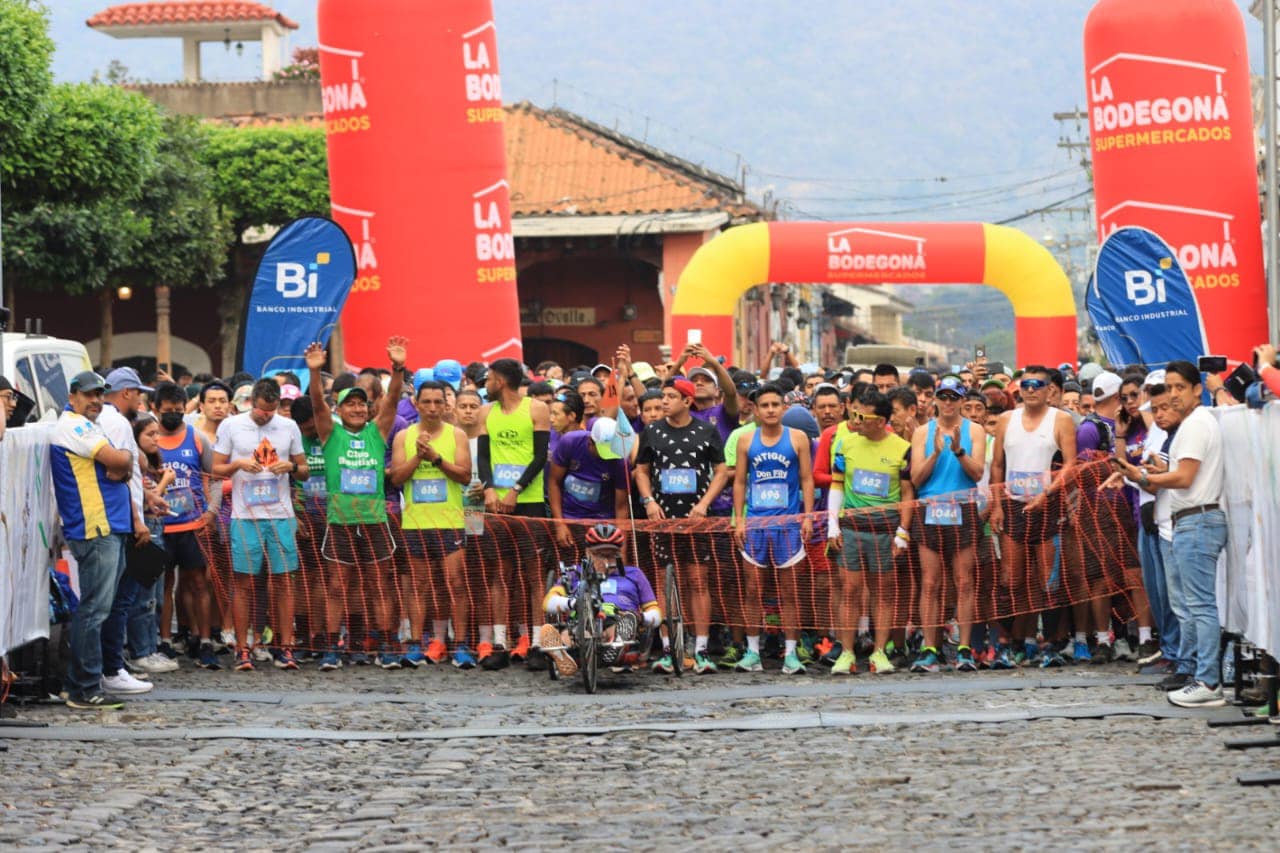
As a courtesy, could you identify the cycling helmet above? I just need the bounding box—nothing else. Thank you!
[584,523,625,549]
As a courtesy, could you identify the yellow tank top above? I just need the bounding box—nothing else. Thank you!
[401,422,464,530]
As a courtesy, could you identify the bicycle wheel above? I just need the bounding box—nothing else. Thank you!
[664,565,685,677]
[576,590,600,694]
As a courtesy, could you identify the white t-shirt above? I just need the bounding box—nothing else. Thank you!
[214,412,303,520]
[99,402,143,515]
[1167,406,1224,514]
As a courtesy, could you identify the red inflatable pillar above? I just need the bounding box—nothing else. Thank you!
[318,0,522,368]
[1085,0,1267,362]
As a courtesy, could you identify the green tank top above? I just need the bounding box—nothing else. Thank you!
[401,422,464,530]
[485,396,542,505]
[297,434,327,500]
[324,421,387,524]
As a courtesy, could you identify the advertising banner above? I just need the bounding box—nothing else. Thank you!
[1084,0,1267,362]
[318,0,522,368]
[238,216,357,379]
[0,424,57,656]
[1087,226,1208,368]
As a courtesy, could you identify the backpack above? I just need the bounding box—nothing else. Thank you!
[1081,413,1115,455]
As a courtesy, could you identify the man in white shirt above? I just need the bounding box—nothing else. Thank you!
[1128,360,1227,708]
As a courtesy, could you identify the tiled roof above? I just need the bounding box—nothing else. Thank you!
[209,101,763,218]
[88,2,299,30]
[503,102,759,217]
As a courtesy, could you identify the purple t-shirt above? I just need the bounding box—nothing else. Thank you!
[397,397,418,425]
[552,430,627,520]
[1076,414,1115,454]
[691,403,734,444]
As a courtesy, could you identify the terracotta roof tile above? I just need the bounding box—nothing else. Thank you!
[88,2,299,30]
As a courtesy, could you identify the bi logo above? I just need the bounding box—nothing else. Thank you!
[1124,256,1173,307]
[276,252,331,299]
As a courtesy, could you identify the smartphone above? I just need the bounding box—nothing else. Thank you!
[158,362,170,374]
[975,344,986,360]
[1198,355,1228,374]
[687,328,702,346]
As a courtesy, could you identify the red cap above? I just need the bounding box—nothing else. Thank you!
[669,378,696,400]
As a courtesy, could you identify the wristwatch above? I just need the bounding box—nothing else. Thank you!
[1138,468,1151,489]
[511,483,523,494]
[641,496,655,505]
[953,446,966,458]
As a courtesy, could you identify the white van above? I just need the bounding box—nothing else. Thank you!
[2,332,93,424]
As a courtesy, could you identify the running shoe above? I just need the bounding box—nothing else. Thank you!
[1113,637,1136,662]
[734,650,763,673]
[319,651,342,671]
[452,644,478,669]
[274,648,299,670]
[252,642,273,663]
[511,634,531,663]
[1019,640,1040,666]
[855,632,875,657]
[1059,640,1076,663]
[401,644,426,668]
[101,669,153,694]
[651,654,674,674]
[796,643,815,667]
[157,640,180,660]
[66,692,124,710]
[525,646,549,672]
[869,648,896,674]
[425,638,448,664]
[815,637,835,659]
[1038,645,1065,669]
[716,644,744,669]
[1137,640,1162,665]
[197,642,221,671]
[821,641,845,667]
[234,647,254,671]
[910,648,941,673]
[540,625,578,678]
[781,652,806,675]
[830,650,857,675]
[991,645,1016,670]
[348,651,372,666]
[1092,642,1115,665]
[479,642,510,671]
[1073,640,1093,664]
[956,646,978,672]
[378,650,402,670]
[693,652,717,674]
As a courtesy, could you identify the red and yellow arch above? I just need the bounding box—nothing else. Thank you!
[671,221,1077,368]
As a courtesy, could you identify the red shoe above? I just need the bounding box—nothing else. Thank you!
[425,638,447,664]
[511,634,531,662]
[234,647,254,672]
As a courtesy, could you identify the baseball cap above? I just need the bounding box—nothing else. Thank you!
[232,384,253,413]
[981,378,1006,390]
[1091,370,1123,400]
[412,367,435,391]
[591,363,612,377]
[1143,369,1166,388]
[688,366,719,388]
[1077,362,1104,385]
[936,376,965,398]
[589,417,626,460]
[782,403,820,440]
[433,359,463,390]
[0,376,13,393]
[104,366,154,394]
[631,361,658,384]
[666,377,696,400]
[337,387,369,405]
[69,370,109,393]
[280,384,302,401]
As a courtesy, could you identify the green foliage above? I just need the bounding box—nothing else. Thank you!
[125,114,232,288]
[201,123,329,235]
[0,0,53,161]
[4,82,163,205]
[5,199,148,294]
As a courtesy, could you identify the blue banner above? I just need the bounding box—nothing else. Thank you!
[1087,226,1208,371]
[238,217,357,380]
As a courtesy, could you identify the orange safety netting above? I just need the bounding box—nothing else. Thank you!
[182,458,1141,651]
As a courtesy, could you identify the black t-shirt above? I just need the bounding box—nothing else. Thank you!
[636,417,725,518]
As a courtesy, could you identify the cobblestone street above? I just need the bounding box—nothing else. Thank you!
[4,662,1280,849]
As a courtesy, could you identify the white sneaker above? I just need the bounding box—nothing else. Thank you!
[102,669,154,694]
[1113,637,1136,662]
[1168,681,1225,708]
[252,644,273,663]
[130,653,179,673]
[220,628,236,649]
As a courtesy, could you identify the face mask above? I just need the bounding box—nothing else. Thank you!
[160,412,185,431]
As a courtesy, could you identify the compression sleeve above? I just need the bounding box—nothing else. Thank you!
[477,434,493,488]
[826,484,844,539]
[514,430,550,492]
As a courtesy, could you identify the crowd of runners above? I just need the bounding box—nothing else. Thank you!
[27,333,1280,711]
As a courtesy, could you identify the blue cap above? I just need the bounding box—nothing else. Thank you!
[412,367,435,392]
[433,359,463,390]
[936,375,965,397]
[104,366,154,394]
[781,404,820,441]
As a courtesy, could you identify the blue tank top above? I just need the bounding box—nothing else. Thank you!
[159,426,207,529]
[918,419,977,499]
[746,426,802,517]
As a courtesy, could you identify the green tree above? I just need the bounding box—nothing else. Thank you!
[200,122,329,370]
[0,0,53,165]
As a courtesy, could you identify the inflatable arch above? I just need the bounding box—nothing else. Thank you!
[671,221,1077,368]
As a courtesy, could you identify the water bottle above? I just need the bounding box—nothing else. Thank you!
[464,474,485,536]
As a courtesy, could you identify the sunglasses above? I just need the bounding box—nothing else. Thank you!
[936,392,963,402]
[1020,378,1048,391]
[850,412,885,423]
